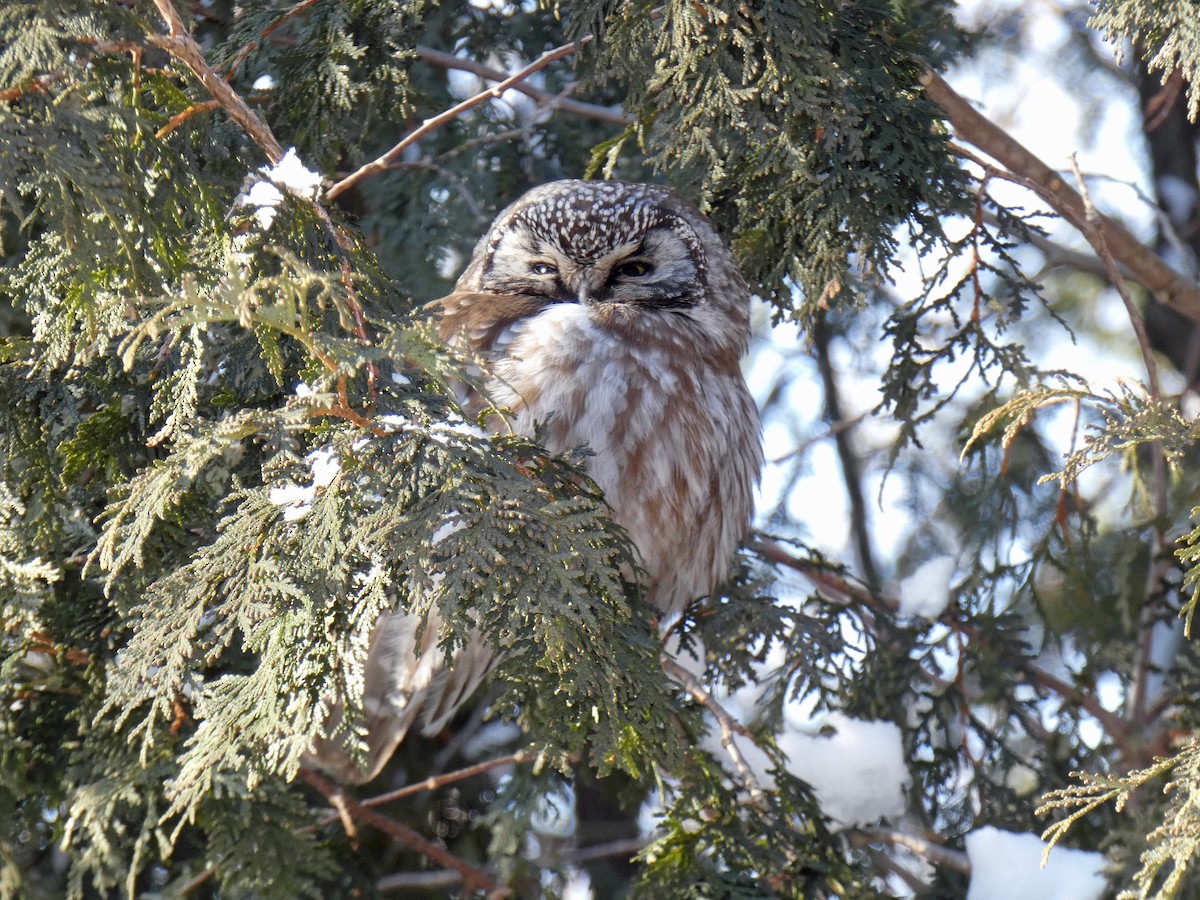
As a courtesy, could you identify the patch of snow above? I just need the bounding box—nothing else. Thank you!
[897,555,957,619]
[780,714,910,827]
[965,828,1106,900]
[236,147,323,230]
[1157,174,1198,226]
[268,482,314,513]
[307,447,340,488]
[268,147,323,200]
[432,517,467,545]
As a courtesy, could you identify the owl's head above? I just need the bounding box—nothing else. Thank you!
[449,180,751,359]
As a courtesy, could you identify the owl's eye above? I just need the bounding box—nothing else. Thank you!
[529,261,558,276]
[614,260,653,277]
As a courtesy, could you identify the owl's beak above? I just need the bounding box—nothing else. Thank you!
[571,271,606,307]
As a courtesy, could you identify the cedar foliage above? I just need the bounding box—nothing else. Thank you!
[3,0,1200,897]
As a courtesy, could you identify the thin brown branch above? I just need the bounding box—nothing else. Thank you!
[414,44,631,127]
[178,863,218,895]
[375,836,648,894]
[753,536,899,615]
[921,69,1200,324]
[1020,664,1131,751]
[226,0,323,78]
[1145,68,1186,132]
[384,160,488,223]
[298,767,501,894]
[660,656,768,808]
[851,827,972,875]
[154,99,220,139]
[1065,158,1177,739]
[1068,154,1165,403]
[812,317,880,591]
[327,37,591,201]
[148,0,284,163]
[0,74,59,103]
[314,750,534,828]
[768,412,869,463]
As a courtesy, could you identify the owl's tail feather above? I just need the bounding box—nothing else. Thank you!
[305,611,496,784]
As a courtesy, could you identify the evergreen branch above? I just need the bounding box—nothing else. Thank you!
[297,767,500,894]
[755,537,1134,752]
[920,69,1200,323]
[326,37,592,200]
[148,0,285,163]
[979,205,1136,285]
[413,44,632,127]
[660,655,768,809]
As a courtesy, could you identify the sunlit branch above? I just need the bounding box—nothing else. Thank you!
[327,38,591,201]
[148,0,284,163]
[921,69,1200,324]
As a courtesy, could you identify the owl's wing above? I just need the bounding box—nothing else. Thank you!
[307,609,496,784]
[429,291,547,356]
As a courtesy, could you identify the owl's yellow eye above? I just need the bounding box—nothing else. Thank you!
[614,260,653,277]
[529,261,557,276]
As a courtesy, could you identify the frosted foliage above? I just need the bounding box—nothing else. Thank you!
[965,828,1107,900]
[780,714,909,827]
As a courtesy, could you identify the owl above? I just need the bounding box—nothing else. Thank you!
[313,180,762,783]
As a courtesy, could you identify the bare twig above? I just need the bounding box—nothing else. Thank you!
[1145,68,1186,132]
[1067,156,1178,737]
[769,412,869,463]
[327,37,591,200]
[312,749,534,829]
[851,826,972,875]
[177,863,218,895]
[414,44,631,127]
[1068,155,1164,402]
[384,159,488,223]
[921,70,1200,324]
[660,656,768,808]
[154,99,220,139]
[298,767,501,894]
[148,0,284,163]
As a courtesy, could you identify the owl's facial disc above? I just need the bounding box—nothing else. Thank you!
[480,202,705,311]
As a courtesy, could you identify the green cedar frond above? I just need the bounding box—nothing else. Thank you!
[1093,0,1200,120]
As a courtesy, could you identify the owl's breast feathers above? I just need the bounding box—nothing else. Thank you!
[431,294,762,619]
